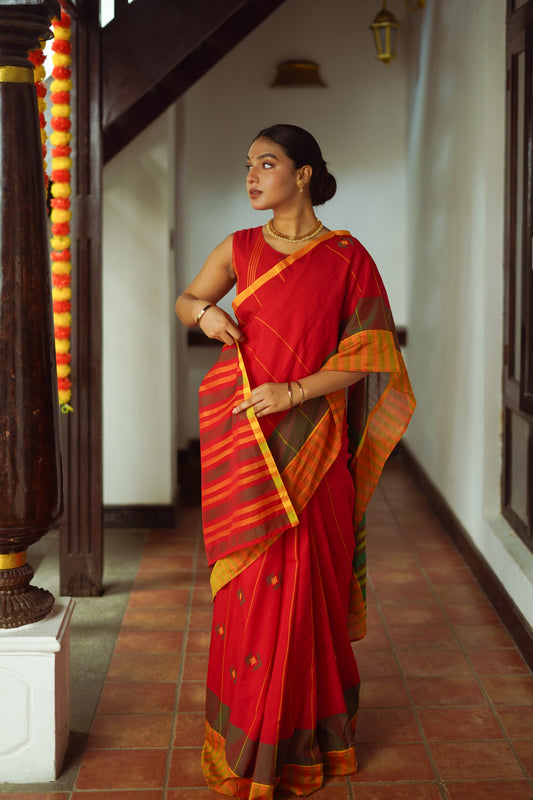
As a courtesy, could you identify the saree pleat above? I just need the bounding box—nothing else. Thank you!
[199,228,416,797]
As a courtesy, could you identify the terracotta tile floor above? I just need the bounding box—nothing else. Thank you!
[5,455,533,799]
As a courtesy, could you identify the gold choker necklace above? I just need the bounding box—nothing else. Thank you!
[266,218,324,243]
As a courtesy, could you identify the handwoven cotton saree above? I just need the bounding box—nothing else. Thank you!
[199,228,415,798]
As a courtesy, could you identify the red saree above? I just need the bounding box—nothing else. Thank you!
[199,227,415,798]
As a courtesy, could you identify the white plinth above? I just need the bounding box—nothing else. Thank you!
[0,596,75,783]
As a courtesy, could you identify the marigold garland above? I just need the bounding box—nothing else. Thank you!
[32,3,73,412]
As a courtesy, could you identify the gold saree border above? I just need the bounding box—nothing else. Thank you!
[202,719,358,798]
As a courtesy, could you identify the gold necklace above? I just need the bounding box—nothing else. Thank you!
[266,218,324,243]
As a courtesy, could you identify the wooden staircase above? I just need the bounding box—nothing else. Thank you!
[102,0,287,162]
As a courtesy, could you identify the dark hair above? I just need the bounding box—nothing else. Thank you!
[253,123,337,206]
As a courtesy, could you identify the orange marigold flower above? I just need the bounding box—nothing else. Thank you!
[52,274,71,288]
[52,145,71,158]
[51,249,71,261]
[52,39,71,55]
[51,117,71,132]
[57,377,72,392]
[51,169,70,183]
[54,326,72,339]
[53,300,71,313]
[52,222,70,237]
[51,197,71,210]
[51,91,70,104]
[52,66,71,80]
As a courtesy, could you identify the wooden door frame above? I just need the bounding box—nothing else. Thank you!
[58,0,104,595]
[503,0,533,550]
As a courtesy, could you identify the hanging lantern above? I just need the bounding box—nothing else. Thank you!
[370,1,400,65]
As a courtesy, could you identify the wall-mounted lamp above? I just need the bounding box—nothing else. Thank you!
[270,60,326,88]
[369,1,400,65]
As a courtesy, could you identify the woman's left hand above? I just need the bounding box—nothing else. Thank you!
[233,382,292,417]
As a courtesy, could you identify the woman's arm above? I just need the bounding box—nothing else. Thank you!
[233,369,365,418]
[175,234,244,345]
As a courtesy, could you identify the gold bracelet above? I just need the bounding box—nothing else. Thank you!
[287,382,293,409]
[196,303,213,325]
[294,380,305,406]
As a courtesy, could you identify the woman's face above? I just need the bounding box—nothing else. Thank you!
[246,137,301,212]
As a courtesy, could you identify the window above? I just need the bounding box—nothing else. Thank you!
[100,0,136,28]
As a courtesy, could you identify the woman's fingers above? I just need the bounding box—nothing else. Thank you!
[199,307,244,344]
[232,383,290,416]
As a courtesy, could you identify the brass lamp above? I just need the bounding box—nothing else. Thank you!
[270,61,326,87]
[370,1,400,65]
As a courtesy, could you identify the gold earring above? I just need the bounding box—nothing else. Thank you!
[297,180,304,192]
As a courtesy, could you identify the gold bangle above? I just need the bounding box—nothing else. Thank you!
[196,303,213,325]
[287,382,293,409]
[294,380,305,406]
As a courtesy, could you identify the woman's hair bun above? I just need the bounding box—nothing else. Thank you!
[312,162,337,206]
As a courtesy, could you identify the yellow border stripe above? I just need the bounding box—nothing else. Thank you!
[236,343,298,527]
[0,67,33,84]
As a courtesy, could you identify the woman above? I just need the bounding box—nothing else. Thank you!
[175,124,415,798]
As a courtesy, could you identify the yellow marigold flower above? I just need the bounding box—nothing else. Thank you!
[50,182,71,198]
[40,129,47,144]
[56,364,71,379]
[52,287,72,300]
[51,79,72,92]
[37,97,46,113]
[51,156,72,171]
[50,131,72,147]
[54,312,72,328]
[54,26,71,41]
[51,261,72,275]
[58,390,71,405]
[33,65,45,82]
[52,53,71,68]
[55,339,71,356]
[51,209,72,224]
[51,235,71,250]
[51,103,71,118]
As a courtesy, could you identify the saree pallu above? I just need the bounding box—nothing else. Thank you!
[199,228,415,798]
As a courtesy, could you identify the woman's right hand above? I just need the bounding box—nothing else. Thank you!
[198,305,244,345]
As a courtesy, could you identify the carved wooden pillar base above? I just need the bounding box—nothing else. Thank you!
[0,564,54,628]
[0,553,54,629]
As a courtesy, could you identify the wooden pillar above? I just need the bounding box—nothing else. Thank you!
[58,0,103,597]
[0,0,62,628]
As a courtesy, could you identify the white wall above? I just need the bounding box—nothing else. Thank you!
[103,111,174,505]
[404,0,533,627]
[177,0,411,443]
